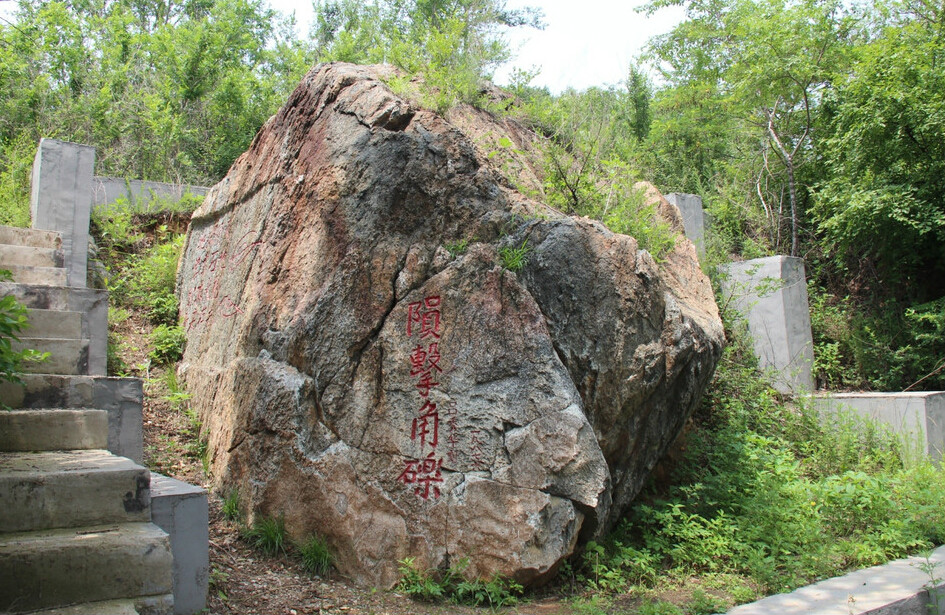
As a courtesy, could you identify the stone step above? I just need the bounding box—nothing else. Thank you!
[27,308,83,339]
[0,225,62,249]
[0,450,151,532]
[0,522,173,613]
[33,594,175,615]
[5,264,68,286]
[0,243,63,269]
[0,283,107,376]
[13,336,90,375]
[0,375,143,463]
[0,408,108,451]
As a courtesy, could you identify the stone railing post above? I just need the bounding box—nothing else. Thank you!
[666,192,706,256]
[720,255,815,394]
[30,139,95,288]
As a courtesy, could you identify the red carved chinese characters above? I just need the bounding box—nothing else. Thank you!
[399,295,447,500]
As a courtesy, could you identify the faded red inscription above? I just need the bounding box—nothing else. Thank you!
[184,221,262,332]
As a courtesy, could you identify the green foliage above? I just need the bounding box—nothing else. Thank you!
[298,534,334,576]
[499,240,530,271]
[242,515,287,557]
[814,13,945,296]
[396,557,522,607]
[112,233,184,325]
[688,589,727,615]
[315,0,543,112]
[514,83,678,260]
[808,283,945,391]
[0,271,49,383]
[573,309,945,602]
[1,0,313,186]
[222,490,242,523]
[161,367,192,412]
[0,133,37,228]
[637,600,683,615]
[149,324,185,364]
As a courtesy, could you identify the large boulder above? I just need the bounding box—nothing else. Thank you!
[177,62,724,588]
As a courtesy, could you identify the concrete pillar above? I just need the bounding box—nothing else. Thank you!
[150,474,209,615]
[666,192,706,255]
[719,255,814,394]
[811,392,945,462]
[30,139,95,288]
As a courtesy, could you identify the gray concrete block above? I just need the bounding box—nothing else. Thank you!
[92,176,208,211]
[811,392,945,462]
[0,243,63,268]
[30,139,95,289]
[0,522,172,612]
[0,282,107,376]
[719,256,814,394]
[666,192,706,255]
[13,337,90,375]
[26,309,82,339]
[150,474,209,615]
[0,225,61,249]
[6,264,68,286]
[0,450,151,532]
[727,544,945,615]
[0,375,143,463]
[0,409,107,452]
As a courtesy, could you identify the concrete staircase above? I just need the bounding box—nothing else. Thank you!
[0,225,176,614]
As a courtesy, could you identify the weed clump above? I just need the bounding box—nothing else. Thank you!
[396,557,522,608]
[242,515,287,557]
[298,535,334,576]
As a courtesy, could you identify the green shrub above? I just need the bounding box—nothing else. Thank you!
[111,234,184,326]
[149,324,185,364]
[586,304,945,599]
[0,134,36,228]
[242,515,287,557]
[298,535,333,576]
[396,557,522,607]
[0,271,49,383]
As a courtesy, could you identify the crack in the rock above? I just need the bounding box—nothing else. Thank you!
[191,175,284,227]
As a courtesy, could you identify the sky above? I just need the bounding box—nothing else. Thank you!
[270,0,687,93]
[0,0,686,94]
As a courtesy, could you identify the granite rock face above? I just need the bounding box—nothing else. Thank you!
[177,62,724,588]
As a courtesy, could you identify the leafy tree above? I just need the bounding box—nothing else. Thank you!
[642,0,859,256]
[312,0,543,110]
[0,0,314,189]
[814,5,945,299]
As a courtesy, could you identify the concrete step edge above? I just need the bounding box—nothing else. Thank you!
[13,337,90,376]
[0,243,63,268]
[0,408,108,452]
[5,264,68,286]
[0,226,62,249]
[0,522,173,612]
[0,449,151,532]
